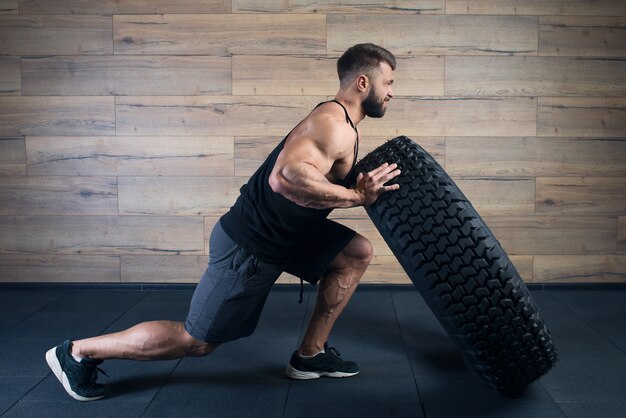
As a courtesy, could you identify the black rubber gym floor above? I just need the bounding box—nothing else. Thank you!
[0,285,624,417]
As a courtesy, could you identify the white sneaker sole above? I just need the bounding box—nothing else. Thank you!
[45,347,104,402]
[285,364,359,380]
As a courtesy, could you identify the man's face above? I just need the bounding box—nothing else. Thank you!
[362,62,394,118]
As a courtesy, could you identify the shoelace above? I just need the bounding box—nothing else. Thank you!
[90,366,109,384]
[326,344,341,357]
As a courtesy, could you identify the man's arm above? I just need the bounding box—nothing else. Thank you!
[268,117,400,210]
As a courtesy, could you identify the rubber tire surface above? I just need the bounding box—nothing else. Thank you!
[351,136,557,397]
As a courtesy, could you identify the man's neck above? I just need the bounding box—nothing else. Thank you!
[332,94,365,125]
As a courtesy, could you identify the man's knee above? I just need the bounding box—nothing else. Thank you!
[324,235,373,284]
[348,234,374,269]
[181,329,218,357]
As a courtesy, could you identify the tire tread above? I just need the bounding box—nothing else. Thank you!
[351,136,557,397]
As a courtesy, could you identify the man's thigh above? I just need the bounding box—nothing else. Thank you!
[184,221,283,343]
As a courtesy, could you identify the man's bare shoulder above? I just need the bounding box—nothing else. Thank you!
[307,104,358,154]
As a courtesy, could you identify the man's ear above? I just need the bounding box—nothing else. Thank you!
[356,74,370,92]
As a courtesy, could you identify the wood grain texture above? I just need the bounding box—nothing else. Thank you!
[26,136,233,176]
[358,255,410,284]
[534,255,626,283]
[234,136,445,177]
[617,216,626,254]
[447,0,626,15]
[0,15,112,55]
[19,0,230,14]
[510,256,534,283]
[446,137,626,177]
[0,216,205,255]
[116,96,324,136]
[232,55,337,96]
[0,138,25,176]
[234,136,282,177]
[538,97,626,137]
[275,272,303,285]
[121,255,207,283]
[22,56,231,96]
[394,56,445,96]
[539,16,626,57]
[0,255,120,282]
[445,56,626,97]
[536,177,626,217]
[233,0,444,14]
[0,57,20,96]
[328,206,368,220]
[359,97,536,137]
[1,5,624,285]
[114,14,326,55]
[455,178,535,216]
[233,55,443,96]
[328,14,538,55]
[0,97,115,136]
[485,216,616,255]
[0,176,118,216]
[0,0,17,14]
[118,177,244,216]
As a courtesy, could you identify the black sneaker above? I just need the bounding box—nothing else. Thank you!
[45,340,109,401]
[286,342,359,380]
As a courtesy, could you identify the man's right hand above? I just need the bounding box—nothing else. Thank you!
[354,162,401,206]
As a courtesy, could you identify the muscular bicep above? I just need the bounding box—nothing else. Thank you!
[273,136,334,184]
[267,114,359,208]
[267,137,340,207]
[272,116,356,185]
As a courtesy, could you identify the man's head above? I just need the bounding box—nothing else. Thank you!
[337,43,396,118]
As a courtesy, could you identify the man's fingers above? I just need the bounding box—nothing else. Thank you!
[369,162,396,177]
[367,162,389,177]
[359,163,401,203]
[379,184,400,195]
[370,163,398,182]
[388,168,401,178]
[377,168,401,185]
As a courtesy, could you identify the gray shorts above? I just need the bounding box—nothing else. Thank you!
[184,219,356,343]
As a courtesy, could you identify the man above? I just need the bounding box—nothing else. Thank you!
[45,43,400,401]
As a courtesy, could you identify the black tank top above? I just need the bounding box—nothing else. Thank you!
[220,99,359,265]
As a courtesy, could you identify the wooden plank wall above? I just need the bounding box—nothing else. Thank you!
[1,0,625,285]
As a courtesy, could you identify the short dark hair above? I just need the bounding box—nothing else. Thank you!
[337,43,396,86]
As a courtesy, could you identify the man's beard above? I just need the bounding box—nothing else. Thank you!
[362,86,386,118]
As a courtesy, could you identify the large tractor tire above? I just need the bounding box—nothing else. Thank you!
[351,136,557,397]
